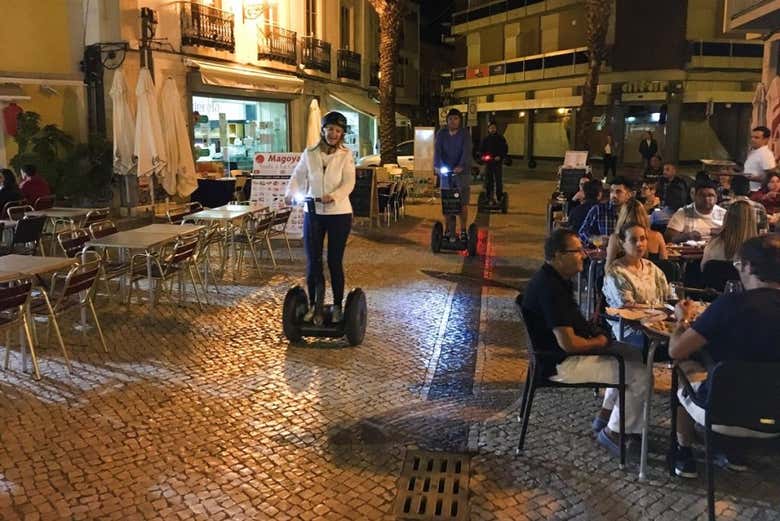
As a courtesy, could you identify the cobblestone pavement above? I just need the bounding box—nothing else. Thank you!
[1,167,779,520]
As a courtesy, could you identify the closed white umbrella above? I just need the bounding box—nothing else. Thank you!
[110,69,135,175]
[306,98,322,147]
[134,67,166,203]
[159,77,197,197]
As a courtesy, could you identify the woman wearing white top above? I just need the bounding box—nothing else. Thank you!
[603,223,669,346]
[286,111,356,323]
[700,200,757,269]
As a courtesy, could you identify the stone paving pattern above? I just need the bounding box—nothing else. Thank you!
[1,166,779,520]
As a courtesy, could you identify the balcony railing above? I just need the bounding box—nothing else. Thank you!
[337,49,362,81]
[688,39,763,59]
[370,63,379,87]
[258,24,297,64]
[179,2,235,52]
[301,37,331,73]
[452,48,588,82]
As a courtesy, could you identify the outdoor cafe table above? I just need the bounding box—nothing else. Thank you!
[86,223,204,310]
[0,255,78,377]
[25,207,99,254]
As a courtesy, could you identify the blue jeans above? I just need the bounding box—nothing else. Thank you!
[303,212,352,307]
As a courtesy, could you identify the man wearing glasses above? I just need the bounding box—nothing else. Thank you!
[669,234,780,478]
[520,229,650,457]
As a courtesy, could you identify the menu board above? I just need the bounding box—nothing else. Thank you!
[250,152,303,238]
[350,167,376,219]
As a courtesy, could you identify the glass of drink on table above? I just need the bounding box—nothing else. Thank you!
[668,282,684,302]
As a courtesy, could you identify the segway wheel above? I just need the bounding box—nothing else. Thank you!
[431,221,443,253]
[282,286,308,342]
[467,223,478,257]
[501,192,509,214]
[344,288,368,346]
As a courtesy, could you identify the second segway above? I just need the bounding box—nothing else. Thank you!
[477,154,509,214]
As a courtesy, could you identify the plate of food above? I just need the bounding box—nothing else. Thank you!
[641,318,677,337]
[606,307,668,322]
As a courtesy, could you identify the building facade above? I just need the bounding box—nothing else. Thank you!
[446,0,764,166]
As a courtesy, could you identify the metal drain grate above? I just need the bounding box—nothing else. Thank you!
[394,450,471,521]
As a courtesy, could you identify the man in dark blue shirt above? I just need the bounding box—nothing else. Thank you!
[521,229,650,457]
[434,108,472,240]
[669,234,780,478]
[568,179,603,234]
[578,177,634,246]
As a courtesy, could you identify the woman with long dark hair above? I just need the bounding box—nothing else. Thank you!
[0,169,23,212]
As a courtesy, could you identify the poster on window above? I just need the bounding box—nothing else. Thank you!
[251,152,303,238]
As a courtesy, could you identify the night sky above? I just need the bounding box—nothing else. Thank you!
[418,0,455,45]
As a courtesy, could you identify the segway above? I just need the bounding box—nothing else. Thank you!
[430,172,478,256]
[281,196,368,346]
[477,154,509,214]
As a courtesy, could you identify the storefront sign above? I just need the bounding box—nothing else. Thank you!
[250,152,303,238]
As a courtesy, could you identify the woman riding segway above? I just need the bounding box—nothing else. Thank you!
[285,111,356,325]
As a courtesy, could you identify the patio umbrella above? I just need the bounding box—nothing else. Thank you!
[109,69,135,176]
[134,67,166,203]
[159,77,197,197]
[306,98,322,148]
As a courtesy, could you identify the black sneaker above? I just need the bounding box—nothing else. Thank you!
[714,451,748,472]
[674,446,698,479]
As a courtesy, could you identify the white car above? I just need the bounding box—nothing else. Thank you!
[356,140,414,170]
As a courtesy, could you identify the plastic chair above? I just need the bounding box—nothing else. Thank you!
[0,279,38,379]
[670,361,780,521]
[518,307,627,467]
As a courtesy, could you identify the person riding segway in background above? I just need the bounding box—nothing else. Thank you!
[434,108,472,241]
[285,111,355,325]
[479,121,509,206]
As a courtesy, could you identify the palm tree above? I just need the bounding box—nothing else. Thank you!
[369,0,404,165]
[576,0,611,150]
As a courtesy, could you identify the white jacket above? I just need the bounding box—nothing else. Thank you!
[285,145,355,215]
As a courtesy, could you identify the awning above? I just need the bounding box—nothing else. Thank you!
[185,58,303,95]
[327,91,379,118]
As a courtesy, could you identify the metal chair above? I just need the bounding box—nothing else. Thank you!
[33,195,55,211]
[1,199,28,219]
[266,207,294,263]
[128,236,206,309]
[81,207,110,228]
[232,212,272,275]
[517,307,627,467]
[57,229,91,258]
[669,361,780,521]
[30,254,107,362]
[88,220,118,239]
[0,215,46,256]
[187,201,204,213]
[6,204,32,221]
[0,279,38,379]
[166,205,190,224]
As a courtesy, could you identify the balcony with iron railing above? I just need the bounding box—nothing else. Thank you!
[258,23,297,65]
[301,37,331,74]
[337,49,362,81]
[452,0,550,27]
[179,1,235,52]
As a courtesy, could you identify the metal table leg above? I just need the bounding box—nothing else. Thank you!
[639,339,659,480]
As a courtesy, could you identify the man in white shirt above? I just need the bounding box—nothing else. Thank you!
[665,180,726,243]
[743,126,777,192]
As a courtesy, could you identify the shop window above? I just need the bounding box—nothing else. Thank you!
[191,95,289,174]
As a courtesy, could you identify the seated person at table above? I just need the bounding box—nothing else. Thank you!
[701,201,757,269]
[606,199,667,269]
[603,223,669,346]
[568,179,602,233]
[578,176,634,246]
[0,168,23,210]
[722,175,768,233]
[644,154,663,180]
[521,229,650,457]
[18,164,51,205]
[669,234,780,477]
[569,173,593,210]
[655,162,691,207]
[638,180,661,213]
[664,180,726,244]
[750,172,780,229]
